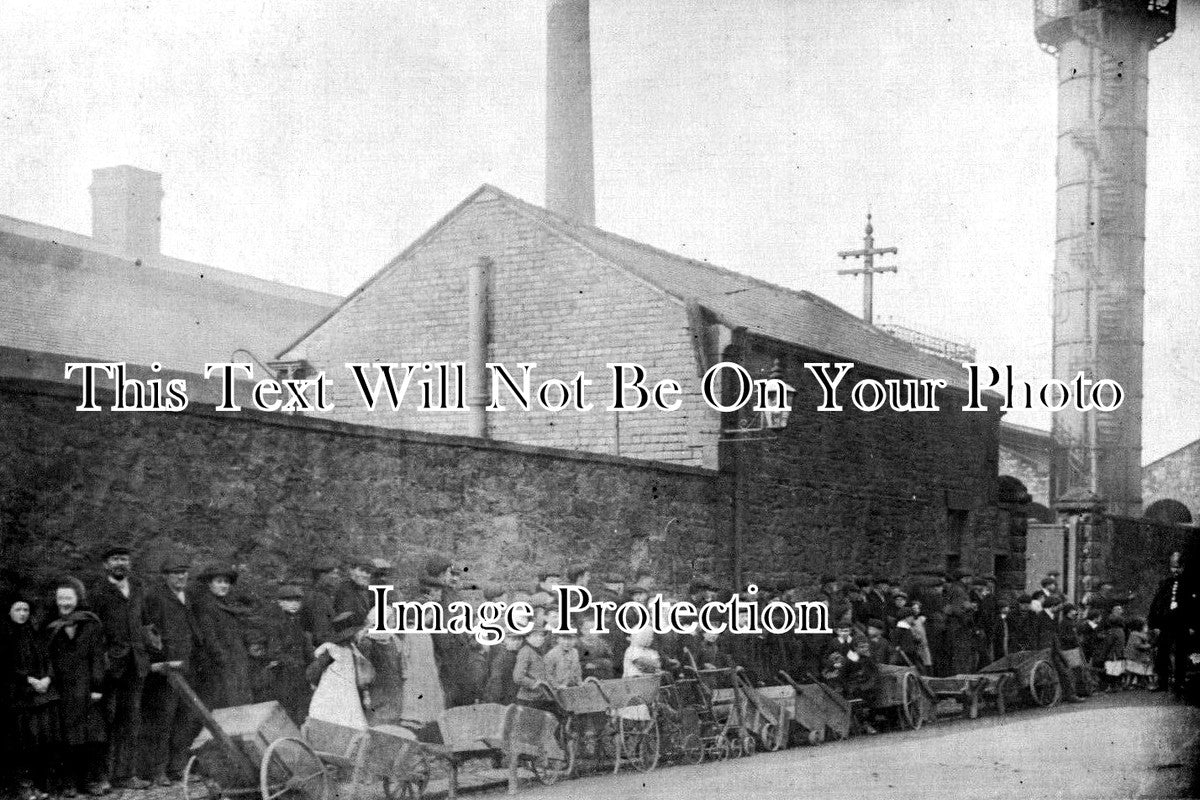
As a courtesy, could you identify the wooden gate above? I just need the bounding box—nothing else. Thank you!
[1025,522,1075,601]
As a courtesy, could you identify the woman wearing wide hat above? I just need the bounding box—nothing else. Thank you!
[191,562,253,710]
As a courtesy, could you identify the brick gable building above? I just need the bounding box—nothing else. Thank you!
[280,185,1013,583]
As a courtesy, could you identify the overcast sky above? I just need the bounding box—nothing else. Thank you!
[1,1,1197,461]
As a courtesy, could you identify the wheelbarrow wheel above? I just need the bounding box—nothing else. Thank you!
[806,728,825,746]
[760,723,784,752]
[1029,660,1062,707]
[260,737,333,800]
[182,756,220,800]
[901,672,925,730]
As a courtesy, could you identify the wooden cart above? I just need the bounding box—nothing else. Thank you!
[980,649,1063,708]
[922,673,1010,719]
[732,677,791,752]
[171,666,443,800]
[870,664,937,730]
[777,671,852,744]
[436,702,572,797]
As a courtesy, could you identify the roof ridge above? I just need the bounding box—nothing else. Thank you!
[486,187,961,373]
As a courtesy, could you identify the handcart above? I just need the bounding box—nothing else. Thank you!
[436,701,573,796]
[731,673,790,752]
[776,671,850,745]
[168,663,434,800]
[869,664,937,730]
[980,649,1063,708]
[922,673,1011,719]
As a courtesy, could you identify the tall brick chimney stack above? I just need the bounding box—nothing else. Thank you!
[90,165,163,258]
[545,0,595,225]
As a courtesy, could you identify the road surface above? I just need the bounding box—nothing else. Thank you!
[503,692,1199,800]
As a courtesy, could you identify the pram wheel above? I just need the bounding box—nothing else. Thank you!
[737,731,756,758]
[531,735,576,786]
[711,736,731,761]
[679,733,704,765]
[632,721,660,773]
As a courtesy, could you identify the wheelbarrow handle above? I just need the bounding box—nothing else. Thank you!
[163,666,259,785]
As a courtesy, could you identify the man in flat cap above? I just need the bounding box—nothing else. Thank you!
[302,556,340,647]
[418,573,477,707]
[140,547,200,787]
[90,545,151,790]
[334,555,375,624]
[866,576,891,627]
[943,568,976,676]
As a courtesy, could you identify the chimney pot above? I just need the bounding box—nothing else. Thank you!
[90,165,163,258]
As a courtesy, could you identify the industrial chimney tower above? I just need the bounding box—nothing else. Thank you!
[1034,0,1175,517]
[546,0,596,225]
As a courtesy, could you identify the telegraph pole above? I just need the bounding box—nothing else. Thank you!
[837,213,898,324]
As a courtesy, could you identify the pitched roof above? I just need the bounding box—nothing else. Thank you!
[290,184,974,391]
[491,187,974,391]
[0,216,339,376]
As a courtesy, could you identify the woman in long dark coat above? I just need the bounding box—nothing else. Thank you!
[44,580,108,797]
[4,595,60,800]
[191,563,253,710]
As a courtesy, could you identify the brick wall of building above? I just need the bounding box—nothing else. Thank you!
[0,377,728,596]
[728,343,1009,584]
[1143,440,1200,520]
[286,191,719,468]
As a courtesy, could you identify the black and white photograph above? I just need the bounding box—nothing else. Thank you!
[2,2,1199,799]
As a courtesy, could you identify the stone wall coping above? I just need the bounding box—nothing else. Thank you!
[2,374,720,479]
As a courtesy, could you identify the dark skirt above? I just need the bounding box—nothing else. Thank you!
[9,702,62,753]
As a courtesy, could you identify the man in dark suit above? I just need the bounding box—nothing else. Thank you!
[865,577,891,628]
[1148,551,1194,695]
[334,555,375,622]
[140,548,200,786]
[301,556,340,647]
[90,544,151,790]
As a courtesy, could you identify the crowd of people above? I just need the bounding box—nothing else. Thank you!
[2,544,1195,800]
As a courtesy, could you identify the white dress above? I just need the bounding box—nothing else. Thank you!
[619,645,660,722]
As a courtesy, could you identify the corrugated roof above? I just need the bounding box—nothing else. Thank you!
[488,186,975,391]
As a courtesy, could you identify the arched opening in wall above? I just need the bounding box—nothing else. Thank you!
[998,475,1032,505]
[1026,502,1054,524]
[1143,499,1193,526]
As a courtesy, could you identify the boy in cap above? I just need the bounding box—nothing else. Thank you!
[266,584,313,725]
[866,619,899,666]
[888,606,922,668]
[545,629,582,689]
[90,545,151,790]
[513,626,552,712]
